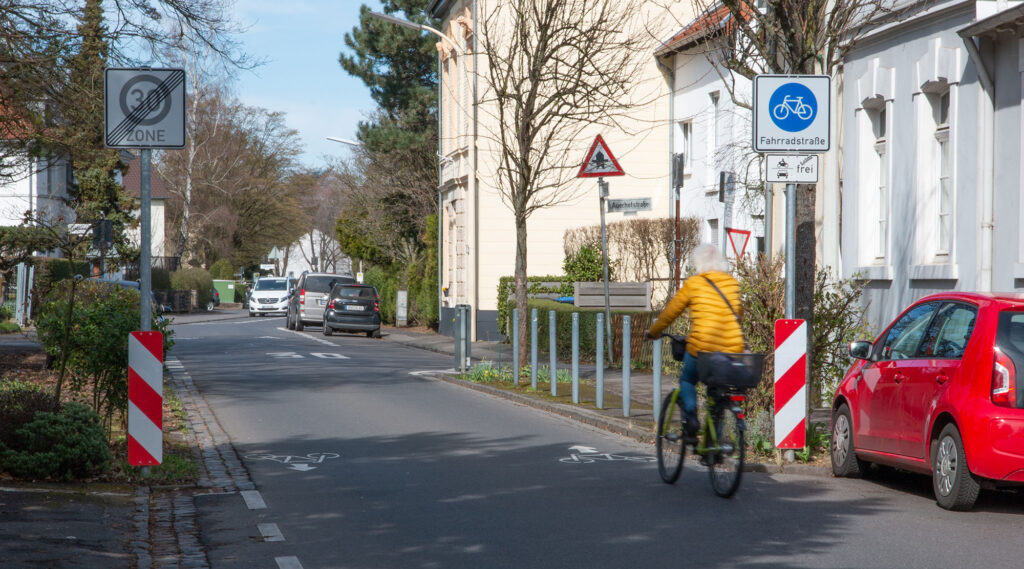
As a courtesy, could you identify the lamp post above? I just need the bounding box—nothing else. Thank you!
[326,136,362,147]
[367,11,464,55]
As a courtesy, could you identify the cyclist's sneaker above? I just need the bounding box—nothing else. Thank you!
[683,422,699,445]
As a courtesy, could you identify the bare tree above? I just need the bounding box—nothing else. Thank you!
[479,0,666,363]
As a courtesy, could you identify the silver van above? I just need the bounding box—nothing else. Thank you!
[286,272,356,330]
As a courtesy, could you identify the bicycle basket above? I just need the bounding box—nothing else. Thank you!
[697,352,765,390]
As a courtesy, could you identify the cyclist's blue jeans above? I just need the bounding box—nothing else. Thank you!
[678,352,699,429]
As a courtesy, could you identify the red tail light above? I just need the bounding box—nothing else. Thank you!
[993,347,1017,407]
[730,394,746,419]
[374,301,380,312]
[327,299,335,310]
[299,288,305,305]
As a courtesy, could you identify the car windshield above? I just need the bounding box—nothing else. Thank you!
[304,275,347,293]
[254,279,288,291]
[335,287,375,299]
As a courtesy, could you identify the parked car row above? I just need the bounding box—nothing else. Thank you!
[243,271,382,338]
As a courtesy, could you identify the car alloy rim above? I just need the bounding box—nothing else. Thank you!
[936,436,957,497]
[832,414,850,465]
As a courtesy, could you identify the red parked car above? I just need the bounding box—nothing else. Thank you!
[831,292,1024,510]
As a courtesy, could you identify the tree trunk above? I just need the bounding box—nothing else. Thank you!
[515,213,529,367]
[796,184,816,406]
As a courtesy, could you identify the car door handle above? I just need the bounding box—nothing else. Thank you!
[894,373,907,383]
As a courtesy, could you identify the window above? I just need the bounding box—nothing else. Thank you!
[872,107,888,260]
[919,302,976,359]
[880,302,938,360]
[934,90,951,254]
[710,91,720,151]
[708,218,719,250]
[679,121,692,172]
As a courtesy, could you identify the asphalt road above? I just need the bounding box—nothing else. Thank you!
[169,315,1024,569]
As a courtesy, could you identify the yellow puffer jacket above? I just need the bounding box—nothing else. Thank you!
[647,270,744,356]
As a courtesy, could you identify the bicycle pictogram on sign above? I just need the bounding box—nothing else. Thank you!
[768,82,817,132]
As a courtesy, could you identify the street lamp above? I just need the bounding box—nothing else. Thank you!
[367,11,464,55]
[326,136,362,147]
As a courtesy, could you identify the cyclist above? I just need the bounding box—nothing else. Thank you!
[646,244,744,442]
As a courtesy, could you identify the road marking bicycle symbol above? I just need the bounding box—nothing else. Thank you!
[558,445,656,464]
[772,95,813,121]
[245,452,340,471]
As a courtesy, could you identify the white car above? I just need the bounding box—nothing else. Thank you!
[248,277,292,317]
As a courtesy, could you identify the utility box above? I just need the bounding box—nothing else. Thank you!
[396,290,408,327]
[213,280,235,304]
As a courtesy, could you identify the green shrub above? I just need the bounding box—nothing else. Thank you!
[169,267,213,307]
[35,280,174,429]
[209,259,235,280]
[0,304,12,321]
[151,267,171,291]
[30,257,91,315]
[563,245,603,284]
[0,379,59,448]
[0,402,110,481]
[496,275,573,336]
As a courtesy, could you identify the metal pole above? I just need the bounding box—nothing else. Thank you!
[571,312,579,404]
[765,183,773,262]
[785,182,796,319]
[463,305,471,367]
[549,310,557,396]
[596,313,604,409]
[455,308,464,372]
[622,315,631,417]
[140,148,152,331]
[599,178,612,364]
[512,308,520,387]
[653,337,662,424]
[531,308,538,390]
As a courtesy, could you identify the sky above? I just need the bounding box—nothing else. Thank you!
[230,1,385,168]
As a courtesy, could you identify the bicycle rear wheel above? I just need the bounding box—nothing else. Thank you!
[708,406,745,498]
[656,391,686,484]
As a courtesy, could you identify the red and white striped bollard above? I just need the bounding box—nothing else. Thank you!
[128,331,163,466]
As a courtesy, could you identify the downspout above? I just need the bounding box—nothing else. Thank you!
[960,34,995,291]
[437,46,444,320]
[655,55,675,287]
[472,0,480,340]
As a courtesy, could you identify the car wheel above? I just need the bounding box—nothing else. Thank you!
[295,318,304,331]
[831,404,866,478]
[323,321,333,336]
[932,424,981,511]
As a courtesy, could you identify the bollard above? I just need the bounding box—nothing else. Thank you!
[550,310,557,396]
[453,309,463,372]
[653,337,662,424]
[596,313,604,409]
[623,315,631,417]
[572,312,579,404]
[460,305,470,371]
[531,308,538,390]
[513,309,520,387]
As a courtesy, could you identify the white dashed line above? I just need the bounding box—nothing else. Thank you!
[277,327,335,346]
[275,557,304,569]
[258,522,285,542]
[240,490,266,510]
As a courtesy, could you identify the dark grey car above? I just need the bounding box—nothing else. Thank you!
[286,272,356,331]
[322,283,381,338]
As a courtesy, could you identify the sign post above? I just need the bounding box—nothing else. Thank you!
[578,135,625,365]
[105,68,186,331]
[753,75,830,320]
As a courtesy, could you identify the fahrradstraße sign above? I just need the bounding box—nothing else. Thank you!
[752,75,830,153]
[105,68,186,149]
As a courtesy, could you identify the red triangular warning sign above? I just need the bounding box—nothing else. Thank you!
[578,134,625,178]
[725,228,751,259]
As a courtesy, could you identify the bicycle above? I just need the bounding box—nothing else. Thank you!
[772,95,813,121]
[655,336,756,498]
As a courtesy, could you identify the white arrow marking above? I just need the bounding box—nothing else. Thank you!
[267,352,304,359]
[288,464,316,472]
[569,445,599,454]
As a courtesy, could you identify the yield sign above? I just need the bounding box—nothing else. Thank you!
[578,134,625,178]
[725,227,751,259]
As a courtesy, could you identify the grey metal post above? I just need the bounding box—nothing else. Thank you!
[596,313,605,409]
[598,178,613,364]
[140,148,152,331]
[512,308,520,387]
[765,184,773,262]
[531,308,538,390]
[653,337,662,424]
[622,315,631,417]
[785,182,796,319]
[15,263,26,326]
[549,310,557,396]
[462,305,471,367]
[454,309,463,371]
[571,312,579,404]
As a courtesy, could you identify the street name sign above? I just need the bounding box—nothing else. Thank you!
[578,134,625,177]
[606,197,652,213]
[753,75,830,153]
[105,68,186,148]
[766,154,819,183]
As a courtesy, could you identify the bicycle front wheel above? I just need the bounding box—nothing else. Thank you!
[656,391,686,484]
[708,406,745,498]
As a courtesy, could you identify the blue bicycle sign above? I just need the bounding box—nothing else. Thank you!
[768,83,817,132]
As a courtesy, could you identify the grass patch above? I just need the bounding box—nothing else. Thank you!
[0,322,21,334]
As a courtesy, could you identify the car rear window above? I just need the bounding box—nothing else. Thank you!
[254,279,288,291]
[997,312,1024,353]
[334,286,376,299]
[303,275,352,293]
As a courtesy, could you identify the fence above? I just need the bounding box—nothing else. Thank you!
[153,290,198,313]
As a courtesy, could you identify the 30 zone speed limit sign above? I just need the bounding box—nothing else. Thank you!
[105,68,186,149]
